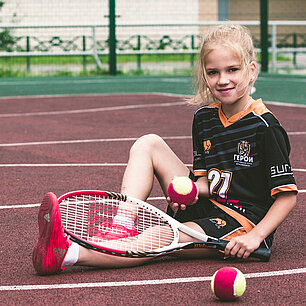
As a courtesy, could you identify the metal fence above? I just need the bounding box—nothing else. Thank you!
[0,20,305,76]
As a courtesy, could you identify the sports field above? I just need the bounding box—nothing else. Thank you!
[0,74,305,104]
[0,74,305,304]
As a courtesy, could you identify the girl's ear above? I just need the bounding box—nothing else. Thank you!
[250,61,258,82]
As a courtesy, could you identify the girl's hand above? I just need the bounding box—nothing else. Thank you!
[166,194,198,214]
[224,231,262,259]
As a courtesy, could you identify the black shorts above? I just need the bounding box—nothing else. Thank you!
[166,197,243,239]
[166,172,273,248]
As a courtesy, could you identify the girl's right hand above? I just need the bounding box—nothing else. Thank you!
[166,194,198,213]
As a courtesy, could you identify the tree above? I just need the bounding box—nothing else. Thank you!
[0,1,16,51]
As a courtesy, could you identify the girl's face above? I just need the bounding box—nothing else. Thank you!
[204,45,256,111]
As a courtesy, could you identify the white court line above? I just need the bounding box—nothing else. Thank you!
[288,132,306,135]
[0,90,305,108]
[292,168,306,172]
[0,163,129,167]
[0,97,305,119]
[1,191,305,211]
[0,196,166,210]
[0,203,41,209]
[0,196,164,210]
[0,162,305,173]
[265,101,306,108]
[0,101,186,118]
[0,133,305,148]
[0,136,191,147]
[0,268,305,291]
[0,197,165,210]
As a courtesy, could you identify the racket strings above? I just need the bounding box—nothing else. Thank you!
[60,194,175,252]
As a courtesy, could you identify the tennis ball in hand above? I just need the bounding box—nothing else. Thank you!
[167,176,197,205]
[211,267,246,301]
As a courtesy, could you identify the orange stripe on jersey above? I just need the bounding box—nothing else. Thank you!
[251,98,270,116]
[271,184,298,198]
[218,99,270,127]
[210,199,254,233]
[194,170,207,177]
[207,102,220,108]
[223,228,248,241]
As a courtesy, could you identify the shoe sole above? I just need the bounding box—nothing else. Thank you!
[32,192,59,275]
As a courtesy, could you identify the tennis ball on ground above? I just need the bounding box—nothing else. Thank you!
[211,267,246,301]
[167,176,197,205]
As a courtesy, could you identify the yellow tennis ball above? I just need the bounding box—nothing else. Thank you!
[167,176,197,205]
[211,267,246,301]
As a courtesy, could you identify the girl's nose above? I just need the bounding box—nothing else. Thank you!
[218,73,230,85]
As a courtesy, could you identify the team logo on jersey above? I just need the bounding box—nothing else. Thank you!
[233,140,254,167]
[209,218,227,229]
[203,139,211,154]
[238,140,250,157]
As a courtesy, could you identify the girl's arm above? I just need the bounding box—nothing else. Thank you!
[195,175,210,198]
[224,191,297,259]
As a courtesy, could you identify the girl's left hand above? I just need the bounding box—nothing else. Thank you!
[224,232,262,259]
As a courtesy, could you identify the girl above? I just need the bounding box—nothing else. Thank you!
[33,24,297,274]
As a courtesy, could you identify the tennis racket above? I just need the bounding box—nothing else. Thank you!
[58,190,271,261]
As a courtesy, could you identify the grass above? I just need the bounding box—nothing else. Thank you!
[0,53,297,78]
[0,53,197,65]
[0,54,197,77]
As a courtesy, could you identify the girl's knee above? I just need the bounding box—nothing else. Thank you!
[130,134,164,153]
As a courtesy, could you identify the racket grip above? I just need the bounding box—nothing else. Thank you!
[251,246,271,262]
[212,239,271,261]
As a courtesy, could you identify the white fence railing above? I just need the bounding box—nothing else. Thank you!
[0,21,305,73]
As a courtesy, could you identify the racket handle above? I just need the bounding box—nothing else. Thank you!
[209,239,271,262]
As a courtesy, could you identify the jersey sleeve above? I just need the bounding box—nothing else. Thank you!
[192,115,207,177]
[259,124,298,198]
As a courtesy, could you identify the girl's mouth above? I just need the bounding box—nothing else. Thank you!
[218,88,233,94]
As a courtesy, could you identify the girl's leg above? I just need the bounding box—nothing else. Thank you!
[76,246,150,268]
[75,222,219,268]
[120,134,190,200]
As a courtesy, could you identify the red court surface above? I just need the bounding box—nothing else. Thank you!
[0,93,305,305]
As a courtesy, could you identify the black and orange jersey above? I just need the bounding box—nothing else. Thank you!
[192,98,298,224]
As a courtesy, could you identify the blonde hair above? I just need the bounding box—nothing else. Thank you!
[188,24,257,107]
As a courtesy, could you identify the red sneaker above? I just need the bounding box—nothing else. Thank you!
[91,223,138,241]
[32,192,72,275]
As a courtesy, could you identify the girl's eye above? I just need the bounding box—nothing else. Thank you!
[229,67,239,72]
[207,70,217,76]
